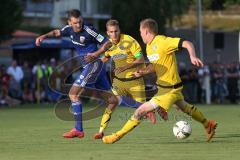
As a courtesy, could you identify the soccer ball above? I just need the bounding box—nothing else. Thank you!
[173,121,192,139]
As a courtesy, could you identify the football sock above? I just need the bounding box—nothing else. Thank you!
[99,108,113,133]
[182,103,208,128]
[72,101,83,131]
[119,96,142,108]
[116,116,140,138]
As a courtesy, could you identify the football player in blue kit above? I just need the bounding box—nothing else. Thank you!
[36,9,116,138]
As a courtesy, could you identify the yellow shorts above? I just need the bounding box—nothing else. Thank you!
[112,78,146,103]
[150,86,184,111]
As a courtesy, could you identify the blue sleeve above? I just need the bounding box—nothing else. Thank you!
[95,31,109,45]
[85,25,109,45]
[60,25,71,37]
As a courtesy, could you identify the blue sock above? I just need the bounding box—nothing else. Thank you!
[72,101,83,131]
[119,96,142,108]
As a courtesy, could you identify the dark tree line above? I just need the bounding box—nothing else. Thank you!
[110,0,190,40]
[1,0,240,42]
[0,0,22,41]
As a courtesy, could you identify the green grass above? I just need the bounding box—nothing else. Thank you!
[0,103,240,160]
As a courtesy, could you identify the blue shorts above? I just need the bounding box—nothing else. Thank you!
[73,59,111,90]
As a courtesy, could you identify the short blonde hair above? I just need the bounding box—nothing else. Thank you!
[106,19,119,28]
[140,18,158,35]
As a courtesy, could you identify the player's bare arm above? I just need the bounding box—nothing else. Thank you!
[35,29,61,46]
[115,55,145,74]
[101,56,110,63]
[85,41,112,62]
[182,40,204,67]
[132,63,155,77]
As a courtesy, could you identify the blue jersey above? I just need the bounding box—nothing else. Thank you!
[60,24,108,56]
[60,24,110,90]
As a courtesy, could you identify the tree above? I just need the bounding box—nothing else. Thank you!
[194,0,240,10]
[111,0,190,40]
[0,0,23,41]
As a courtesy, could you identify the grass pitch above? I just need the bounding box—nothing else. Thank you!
[0,103,240,160]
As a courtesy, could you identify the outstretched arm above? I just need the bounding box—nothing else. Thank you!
[85,41,112,62]
[35,29,61,46]
[132,63,155,77]
[101,56,110,63]
[182,40,204,67]
[115,55,145,74]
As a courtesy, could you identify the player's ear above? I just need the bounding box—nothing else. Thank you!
[106,30,110,36]
[117,26,121,33]
[146,29,150,36]
[68,20,72,26]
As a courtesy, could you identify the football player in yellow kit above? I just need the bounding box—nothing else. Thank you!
[94,19,160,139]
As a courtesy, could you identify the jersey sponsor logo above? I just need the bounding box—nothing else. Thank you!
[152,44,157,51]
[119,40,132,50]
[112,53,128,60]
[119,45,125,50]
[80,75,85,79]
[80,36,85,43]
[96,34,104,42]
[72,40,85,46]
[147,54,160,62]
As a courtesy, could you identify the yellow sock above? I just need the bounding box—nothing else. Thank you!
[183,103,208,128]
[116,116,140,138]
[99,108,112,133]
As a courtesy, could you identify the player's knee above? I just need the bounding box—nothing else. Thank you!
[108,95,118,105]
[134,107,147,118]
[68,93,78,102]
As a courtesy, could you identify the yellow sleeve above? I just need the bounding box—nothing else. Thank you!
[164,37,181,54]
[104,50,111,58]
[129,38,142,58]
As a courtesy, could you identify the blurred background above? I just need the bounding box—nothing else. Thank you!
[0,0,240,106]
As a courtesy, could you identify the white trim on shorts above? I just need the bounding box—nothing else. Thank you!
[73,61,99,87]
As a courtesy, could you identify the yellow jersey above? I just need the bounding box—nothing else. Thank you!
[146,35,182,86]
[105,34,144,78]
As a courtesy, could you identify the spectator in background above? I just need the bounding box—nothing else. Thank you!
[0,64,21,106]
[198,65,211,103]
[211,63,228,103]
[0,65,10,106]
[227,63,239,103]
[22,61,33,88]
[187,68,199,103]
[22,83,34,103]
[7,60,23,83]
[7,60,23,100]
[32,61,44,102]
[45,59,62,102]
[50,58,57,68]
[22,61,34,103]
[178,62,190,101]
[32,60,55,103]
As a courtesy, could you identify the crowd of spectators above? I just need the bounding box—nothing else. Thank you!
[0,58,67,106]
[0,59,239,106]
[179,62,240,104]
